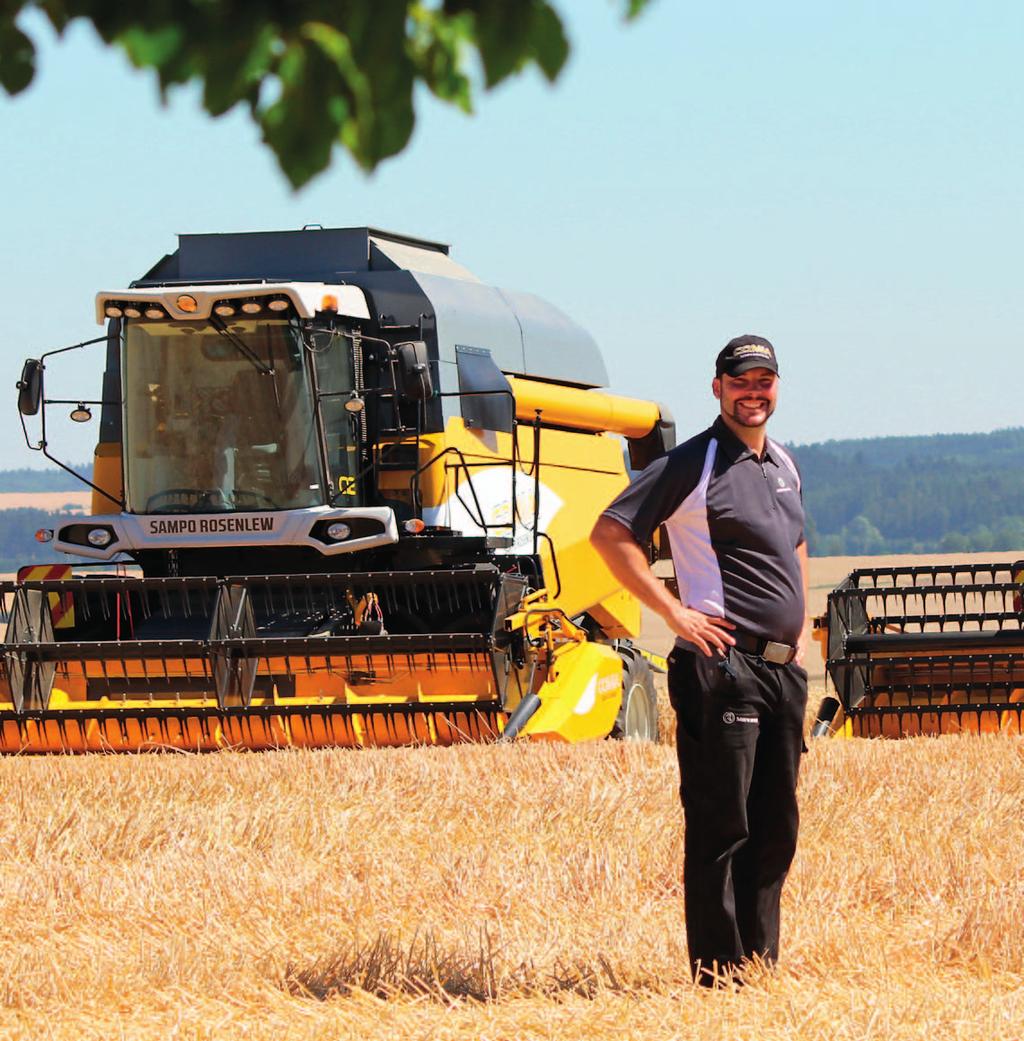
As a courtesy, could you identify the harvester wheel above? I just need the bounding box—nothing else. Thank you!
[612,652,658,741]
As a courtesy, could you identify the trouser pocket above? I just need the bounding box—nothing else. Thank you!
[668,649,703,742]
[670,648,758,744]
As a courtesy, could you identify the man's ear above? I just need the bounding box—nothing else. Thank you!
[712,377,722,401]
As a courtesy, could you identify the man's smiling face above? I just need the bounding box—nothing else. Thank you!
[712,367,778,429]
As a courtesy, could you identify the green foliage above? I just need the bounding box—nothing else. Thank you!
[1,1,651,188]
[793,428,1024,556]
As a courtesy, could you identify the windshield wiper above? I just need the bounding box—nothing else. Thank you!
[209,314,275,376]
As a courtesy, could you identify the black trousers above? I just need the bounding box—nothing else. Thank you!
[668,646,808,984]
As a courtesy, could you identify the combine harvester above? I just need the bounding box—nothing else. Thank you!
[812,561,1024,737]
[4,227,673,753]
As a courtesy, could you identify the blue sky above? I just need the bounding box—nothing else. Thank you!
[1,1,1019,469]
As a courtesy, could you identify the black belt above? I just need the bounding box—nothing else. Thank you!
[731,631,798,664]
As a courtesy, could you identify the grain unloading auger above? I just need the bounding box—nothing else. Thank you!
[811,561,1024,738]
[4,227,673,753]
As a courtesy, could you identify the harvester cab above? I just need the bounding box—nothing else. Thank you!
[4,227,674,753]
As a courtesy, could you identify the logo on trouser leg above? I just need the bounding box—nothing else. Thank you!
[722,711,758,724]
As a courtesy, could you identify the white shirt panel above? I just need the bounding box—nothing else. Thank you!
[664,438,725,617]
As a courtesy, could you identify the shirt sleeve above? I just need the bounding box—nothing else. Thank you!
[601,439,706,544]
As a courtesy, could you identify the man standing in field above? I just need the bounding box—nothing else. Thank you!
[590,335,809,986]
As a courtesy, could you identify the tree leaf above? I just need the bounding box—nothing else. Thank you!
[258,43,344,189]
[529,2,568,82]
[623,0,652,19]
[0,22,36,95]
[406,7,474,112]
[199,21,277,116]
[445,0,567,88]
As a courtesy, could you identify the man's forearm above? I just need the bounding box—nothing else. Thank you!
[590,516,683,623]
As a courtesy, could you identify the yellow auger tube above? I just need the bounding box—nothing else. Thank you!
[506,376,661,439]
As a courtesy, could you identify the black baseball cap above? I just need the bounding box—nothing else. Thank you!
[715,335,779,378]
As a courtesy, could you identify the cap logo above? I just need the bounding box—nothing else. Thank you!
[732,344,772,360]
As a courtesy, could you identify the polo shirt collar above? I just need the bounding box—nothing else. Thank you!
[711,416,776,464]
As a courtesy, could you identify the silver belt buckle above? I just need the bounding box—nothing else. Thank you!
[762,641,792,664]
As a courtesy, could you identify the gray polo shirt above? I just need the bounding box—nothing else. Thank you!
[602,416,805,645]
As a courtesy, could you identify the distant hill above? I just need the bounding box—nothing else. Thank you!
[0,466,90,492]
[789,428,1024,555]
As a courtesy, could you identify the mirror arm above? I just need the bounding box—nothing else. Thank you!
[44,398,119,406]
[39,335,109,362]
[18,408,40,452]
[37,442,124,511]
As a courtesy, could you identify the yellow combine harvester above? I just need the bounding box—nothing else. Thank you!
[812,561,1024,737]
[4,227,673,754]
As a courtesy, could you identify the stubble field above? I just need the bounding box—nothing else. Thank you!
[0,553,1022,1040]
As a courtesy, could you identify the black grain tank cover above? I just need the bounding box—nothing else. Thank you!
[135,228,609,395]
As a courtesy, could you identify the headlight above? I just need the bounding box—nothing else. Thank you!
[325,522,351,542]
[87,528,114,547]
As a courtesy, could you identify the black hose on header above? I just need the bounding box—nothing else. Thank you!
[498,692,542,743]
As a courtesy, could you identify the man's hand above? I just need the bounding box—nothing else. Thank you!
[667,603,736,658]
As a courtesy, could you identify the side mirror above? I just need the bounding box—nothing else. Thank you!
[17,359,42,416]
[395,341,433,402]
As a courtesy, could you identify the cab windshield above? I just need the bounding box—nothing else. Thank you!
[123,319,324,513]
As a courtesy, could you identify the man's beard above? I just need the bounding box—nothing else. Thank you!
[726,399,775,427]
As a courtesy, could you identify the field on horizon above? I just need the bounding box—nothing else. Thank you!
[0,491,91,512]
[0,553,1021,1039]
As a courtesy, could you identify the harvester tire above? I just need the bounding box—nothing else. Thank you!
[612,652,658,741]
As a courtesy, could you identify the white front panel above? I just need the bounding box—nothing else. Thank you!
[54,507,398,560]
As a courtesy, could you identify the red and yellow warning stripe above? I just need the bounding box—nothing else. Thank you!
[16,564,75,629]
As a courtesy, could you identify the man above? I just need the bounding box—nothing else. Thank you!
[590,334,809,986]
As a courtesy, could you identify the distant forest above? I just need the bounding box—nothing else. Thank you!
[0,466,89,492]
[2,431,1024,563]
[791,427,1024,556]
